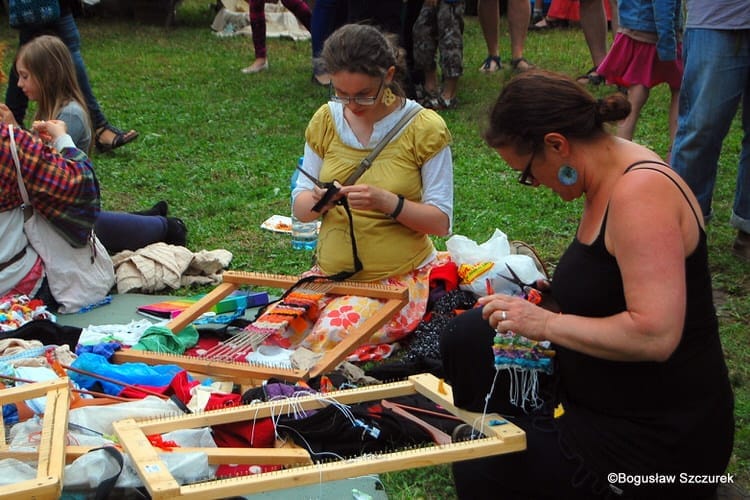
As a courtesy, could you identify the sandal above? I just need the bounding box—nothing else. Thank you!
[510,57,534,73]
[95,124,139,153]
[529,17,569,30]
[576,66,604,86]
[422,94,458,111]
[479,55,502,73]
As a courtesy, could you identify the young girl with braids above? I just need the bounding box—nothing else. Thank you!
[290,23,454,352]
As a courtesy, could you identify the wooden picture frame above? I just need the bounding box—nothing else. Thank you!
[113,271,409,384]
[0,378,70,500]
[113,373,526,499]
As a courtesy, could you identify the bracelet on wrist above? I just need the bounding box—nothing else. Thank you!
[389,194,405,219]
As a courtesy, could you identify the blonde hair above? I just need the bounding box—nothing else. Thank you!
[16,35,91,144]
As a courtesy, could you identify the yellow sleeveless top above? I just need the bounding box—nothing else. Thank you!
[305,104,451,281]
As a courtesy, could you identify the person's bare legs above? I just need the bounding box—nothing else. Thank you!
[508,0,532,69]
[617,84,648,140]
[532,0,544,23]
[477,0,501,71]
[423,67,439,96]
[578,0,608,81]
[442,76,458,101]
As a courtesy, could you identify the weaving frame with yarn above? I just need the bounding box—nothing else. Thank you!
[112,271,409,385]
[0,378,70,499]
[112,373,526,499]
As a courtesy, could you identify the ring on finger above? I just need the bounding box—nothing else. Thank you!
[501,310,507,321]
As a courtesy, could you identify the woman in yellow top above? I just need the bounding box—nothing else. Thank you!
[291,23,454,352]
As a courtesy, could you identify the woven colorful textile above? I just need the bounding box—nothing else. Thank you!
[492,331,555,410]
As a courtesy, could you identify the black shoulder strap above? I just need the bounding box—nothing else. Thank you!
[624,160,702,227]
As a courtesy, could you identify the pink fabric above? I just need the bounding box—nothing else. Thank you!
[598,32,683,89]
[6,257,44,297]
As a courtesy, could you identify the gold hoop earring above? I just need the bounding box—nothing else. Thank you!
[381,87,396,106]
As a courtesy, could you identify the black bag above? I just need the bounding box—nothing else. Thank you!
[8,0,60,28]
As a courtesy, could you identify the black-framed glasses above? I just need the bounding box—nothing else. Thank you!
[518,152,536,186]
[329,78,384,106]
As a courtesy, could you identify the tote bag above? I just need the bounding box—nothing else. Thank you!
[8,0,60,29]
[9,125,115,314]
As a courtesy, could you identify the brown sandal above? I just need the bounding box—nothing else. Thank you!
[95,124,139,153]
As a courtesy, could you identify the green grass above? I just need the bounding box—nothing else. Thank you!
[1,2,747,497]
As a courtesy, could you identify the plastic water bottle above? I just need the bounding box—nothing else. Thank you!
[290,157,318,250]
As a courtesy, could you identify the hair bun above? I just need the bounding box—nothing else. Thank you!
[595,94,630,124]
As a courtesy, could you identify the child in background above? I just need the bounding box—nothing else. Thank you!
[597,0,683,155]
[0,35,187,253]
[412,0,465,110]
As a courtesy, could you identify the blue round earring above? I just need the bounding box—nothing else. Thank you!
[557,164,578,186]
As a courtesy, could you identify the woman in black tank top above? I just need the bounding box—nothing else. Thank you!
[441,70,734,499]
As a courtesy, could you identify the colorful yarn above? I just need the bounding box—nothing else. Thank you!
[243,289,326,348]
[492,331,554,374]
[0,295,54,332]
[493,330,555,411]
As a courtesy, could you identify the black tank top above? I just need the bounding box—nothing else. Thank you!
[551,162,734,480]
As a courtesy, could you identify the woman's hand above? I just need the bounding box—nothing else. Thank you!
[310,181,343,214]
[477,293,553,341]
[339,184,394,214]
[0,104,19,127]
[32,120,67,142]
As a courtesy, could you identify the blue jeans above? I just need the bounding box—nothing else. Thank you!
[311,0,344,59]
[670,28,750,233]
[5,14,107,129]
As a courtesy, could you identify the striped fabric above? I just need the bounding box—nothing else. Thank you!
[1,124,100,248]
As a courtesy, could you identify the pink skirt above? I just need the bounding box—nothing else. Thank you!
[598,32,683,90]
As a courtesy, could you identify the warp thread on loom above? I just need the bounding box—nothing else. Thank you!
[242,290,326,348]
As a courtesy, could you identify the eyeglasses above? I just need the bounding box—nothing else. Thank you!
[329,78,384,106]
[518,152,536,186]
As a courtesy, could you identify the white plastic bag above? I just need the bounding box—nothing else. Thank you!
[447,229,545,297]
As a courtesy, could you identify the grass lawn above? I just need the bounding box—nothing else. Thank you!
[0,1,747,497]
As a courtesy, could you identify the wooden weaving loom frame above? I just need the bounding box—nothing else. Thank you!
[0,378,70,499]
[113,373,526,499]
[112,271,409,384]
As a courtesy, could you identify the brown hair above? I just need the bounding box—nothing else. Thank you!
[484,69,630,153]
[16,35,91,142]
[318,23,407,98]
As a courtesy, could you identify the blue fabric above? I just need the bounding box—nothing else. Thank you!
[69,352,185,396]
[670,28,750,233]
[5,13,107,128]
[617,0,682,61]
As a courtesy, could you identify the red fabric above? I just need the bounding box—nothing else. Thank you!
[118,369,199,400]
[547,0,613,22]
[429,261,459,291]
[212,417,283,477]
[212,418,276,448]
[204,392,242,411]
[598,33,683,89]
